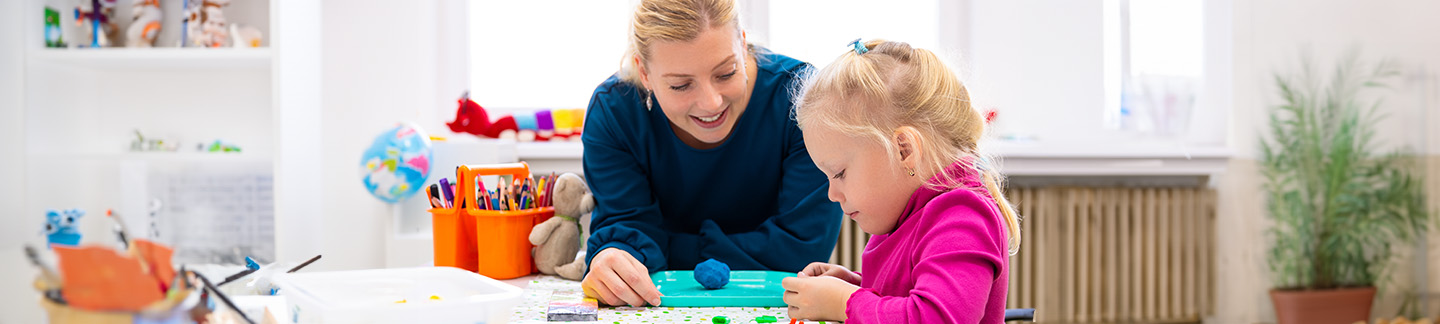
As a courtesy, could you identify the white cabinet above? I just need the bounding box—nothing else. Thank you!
[14,0,323,264]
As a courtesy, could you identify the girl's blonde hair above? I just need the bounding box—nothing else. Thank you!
[794,40,1021,255]
[619,0,746,90]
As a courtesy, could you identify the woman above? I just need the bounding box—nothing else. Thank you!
[581,0,842,307]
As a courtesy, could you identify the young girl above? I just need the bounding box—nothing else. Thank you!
[780,40,1022,323]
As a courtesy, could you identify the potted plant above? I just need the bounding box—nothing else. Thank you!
[1261,51,1432,324]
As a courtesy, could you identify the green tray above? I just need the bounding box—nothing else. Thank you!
[652,270,794,307]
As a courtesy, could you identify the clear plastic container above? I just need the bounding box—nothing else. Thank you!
[273,267,522,324]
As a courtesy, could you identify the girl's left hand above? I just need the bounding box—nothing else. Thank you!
[781,275,860,321]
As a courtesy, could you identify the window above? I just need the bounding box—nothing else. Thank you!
[468,1,633,110]
[766,0,942,66]
[1104,0,1205,135]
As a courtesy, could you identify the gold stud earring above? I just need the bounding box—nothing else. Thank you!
[907,168,916,176]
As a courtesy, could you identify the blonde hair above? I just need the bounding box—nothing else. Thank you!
[619,0,745,90]
[794,40,1021,255]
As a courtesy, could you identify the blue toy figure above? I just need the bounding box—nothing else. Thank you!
[694,258,731,289]
[45,209,84,247]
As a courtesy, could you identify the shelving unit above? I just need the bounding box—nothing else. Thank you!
[15,0,322,270]
[26,47,273,69]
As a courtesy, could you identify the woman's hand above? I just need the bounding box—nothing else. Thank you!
[797,262,861,286]
[581,247,663,307]
[781,275,859,321]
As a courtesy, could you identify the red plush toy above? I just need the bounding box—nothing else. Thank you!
[447,93,519,139]
[446,92,586,141]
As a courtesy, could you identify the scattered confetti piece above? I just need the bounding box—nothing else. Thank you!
[713,315,728,324]
[430,295,441,300]
[395,299,406,304]
[756,315,777,323]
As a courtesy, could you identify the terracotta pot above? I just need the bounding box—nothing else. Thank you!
[1270,286,1376,324]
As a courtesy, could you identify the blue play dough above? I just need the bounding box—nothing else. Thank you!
[694,258,731,289]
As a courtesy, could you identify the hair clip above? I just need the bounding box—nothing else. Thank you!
[850,38,868,55]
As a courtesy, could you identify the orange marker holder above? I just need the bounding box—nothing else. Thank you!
[430,162,554,279]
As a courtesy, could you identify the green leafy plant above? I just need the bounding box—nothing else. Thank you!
[1261,50,1431,290]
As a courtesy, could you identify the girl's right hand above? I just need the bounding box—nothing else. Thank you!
[581,247,663,307]
[797,262,861,286]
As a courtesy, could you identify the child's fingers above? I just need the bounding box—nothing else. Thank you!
[783,289,808,316]
[799,262,829,277]
[780,276,803,292]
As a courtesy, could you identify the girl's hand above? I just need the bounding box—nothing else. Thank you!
[797,262,861,286]
[581,248,663,307]
[781,275,859,321]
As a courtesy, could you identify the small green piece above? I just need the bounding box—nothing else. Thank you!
[755,315,778,323]
[712,316,728,324]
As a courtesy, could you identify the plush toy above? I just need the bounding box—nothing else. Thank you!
[446,92,585,142]
[126,0,161,48]
[45,209,85,248]
[74,0,119,48]
[184,0,231,48]
[528,173,594,280]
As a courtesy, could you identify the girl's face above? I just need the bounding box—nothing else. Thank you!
[639,26,753,148]
[803,124,923,235]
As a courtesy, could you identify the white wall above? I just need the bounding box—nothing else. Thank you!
[314,0,469,271]
[0,1,39,323]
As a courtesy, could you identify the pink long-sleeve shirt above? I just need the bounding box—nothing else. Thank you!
[846,165,1010,323]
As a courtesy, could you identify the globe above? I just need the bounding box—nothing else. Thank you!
[360,123,433,204]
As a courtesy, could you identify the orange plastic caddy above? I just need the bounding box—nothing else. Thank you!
[430,162,554,279]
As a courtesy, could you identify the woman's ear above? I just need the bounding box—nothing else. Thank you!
[635,56,651,91]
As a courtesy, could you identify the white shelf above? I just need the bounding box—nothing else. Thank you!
[26,48,272,70]
[516,141,584,159]
[986,140,1231,159]
[27,151,273,163]
[511,139,1231,176]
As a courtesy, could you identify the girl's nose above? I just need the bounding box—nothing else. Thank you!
[827,182,844,203]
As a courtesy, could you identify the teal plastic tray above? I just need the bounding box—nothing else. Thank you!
[652,270,794,307]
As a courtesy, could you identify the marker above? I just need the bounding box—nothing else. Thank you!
[439,178,455,208]
[427,184,443,208]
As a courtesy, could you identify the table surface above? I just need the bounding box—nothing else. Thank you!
[502,275,829,324]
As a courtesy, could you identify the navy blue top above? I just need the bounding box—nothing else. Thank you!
[582,50,842,273]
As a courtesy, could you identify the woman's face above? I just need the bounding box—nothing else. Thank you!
[639,26,751,147]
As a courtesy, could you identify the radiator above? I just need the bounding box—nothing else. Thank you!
[829,186,1216,323]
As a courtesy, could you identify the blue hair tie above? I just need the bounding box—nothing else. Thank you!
[850,38,868,55]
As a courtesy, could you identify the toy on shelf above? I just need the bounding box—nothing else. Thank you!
[129,130,181,152]
[73,0,119,48]
[44,209,85,248]
[528,173,594,280]
[126,0,162,48]
[183,0,231,48]
[446,92,585,142]
[199,139,242,153]
[45,7,66,48]
[229,23,263,48]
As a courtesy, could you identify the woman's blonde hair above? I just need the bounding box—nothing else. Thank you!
[793,40,1021,255]
[619,0,745,90]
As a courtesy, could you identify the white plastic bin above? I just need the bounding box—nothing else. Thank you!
[273,267,522,324]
